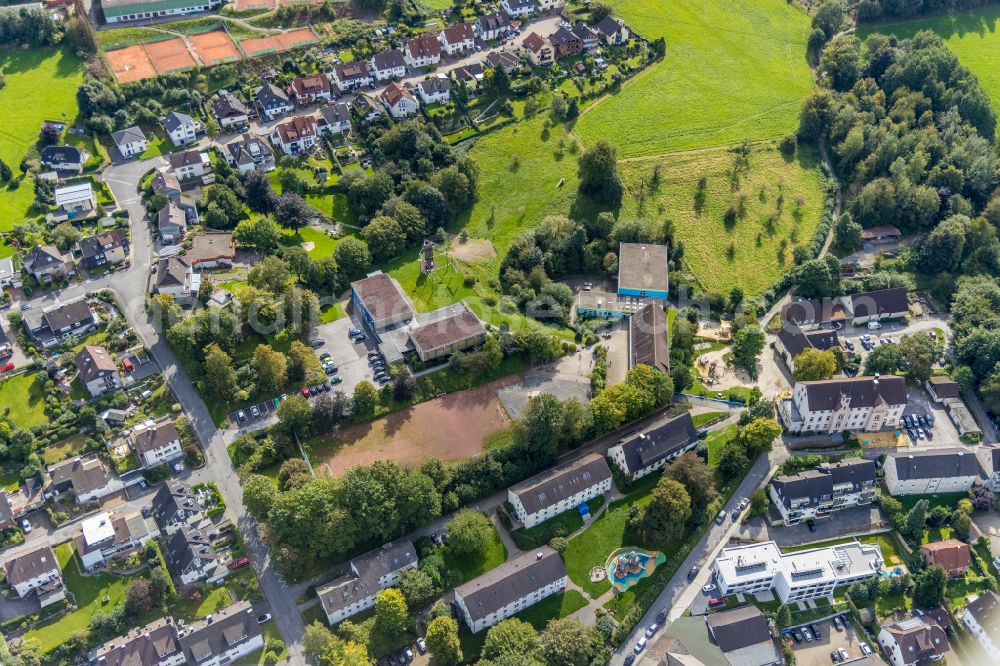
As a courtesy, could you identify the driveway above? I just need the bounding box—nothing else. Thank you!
[735,505,888,547]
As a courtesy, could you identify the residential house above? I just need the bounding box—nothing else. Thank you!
[850,287,909,325]
[169,150,210,181]
[486,50,521,72]
[778,376,907,435]
[317,102,353,137]
[416,76,451,104]
[774,322,840,373]
[782,297,850,331]
[521,32,553,65]
[877,616,948,666]
[769,458,877,526]
[151,481,205,532]
[926,376,960,403]
[317,540,418,624]
[608,413,699,481]
[548,26,582,58]
[164,526,224,585]
[475,12,511,40]
[438,22,476,55]
[863,225,902,244]
[187,231,235,269]
[919,539,972,577]
[595,15,630,45]
[131,418,184,469]
[225,133,275,175]
[99,408,131,426]
[152,169,181,200]
[2,545,65,607]
[93,617,185,666]
[79,229,129,270]
[571,22,600,53]
[40,145,85,173]
[451,63,484,90]
[22,299,97,348]
[884,448,982,495]
[507,452,611,528]
[290,74,331,104]
[211,90,250,129]
[155,256,197,302]
[408,301,486,361]
[53,183,95,219]
[157,202,188,243]
[254,82,293,121]
[713,539,883,603]
[380,82,420,119]
[111,126,147,158]
[178,601,263,666]
[404,34,442,68]
[162,111,200,147]
[271,115,318,156]
[74,345,122,397]
[961,591,1000,660]
[0,256,17,288]
[978,447,1000,493]
[75,511,158,570]
[705,606,782,666]
[537,0,563,10]
[369,50,407,81]
[454,547,567,633]
[501,0,533,18]
[331,61,374,91]
[47,454,123,504]
[629,302,669,374]
[352,93,383,122]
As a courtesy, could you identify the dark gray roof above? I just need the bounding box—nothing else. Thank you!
[178,601,260,662]
[169,149,204,169]
[40,145,83,166]
[74,345,117,384]
[616,413,699,473]
[157,256,190,288]
[335,60,372,82]
[927,376,960,399]
[782,299,849,326]
[79,229,127,260]
[884,617,947,663]
[165,526,215,576]
[212,90,249,119]
[618,242,668,294]
[254,82,290,107]
[771,458,875,509]
[705,606,772,653]
[371,49,405,71]
[317,539,416,617]
[571,22,598,40]
[163,111,195,133]
[801,376,907,411]
[630,303,669,374]
[418,76,450,95]
[510,453,611,515]
[548,26,578,47]
[133,419,180,454]
[110,126,145,147]
[477,11,510,31]
[42,299,94,332]
[486,50,520,71]
[151,481,200,528]
[94,617,181,666]
[455,547,566,623]
[888,448,982,481]
[850,287,908,319]
[48,454,111,495]
[596,15,626,36]
[226,133,273,166]
[320,102,352,127]
[504,0,533,9]
[966,591,1000,635]
[3,545,58,586]
[777,322,839,359]
[24,244,64,272]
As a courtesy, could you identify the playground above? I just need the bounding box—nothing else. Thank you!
[605,548,666,593]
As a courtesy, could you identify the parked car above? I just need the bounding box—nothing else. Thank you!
[708,597,725,607]
[811,624,822,639]
[688,566,699,581]
[739,497,749,509]
[831,650,841,663]
[404,648,414,661]
[868,321,882,330]
[806,518,816,532]
[791,631,802,643]
[926,413,935,427]
[257,614,271,624]
[623,656,635,666]
[844,340,855,351]
[250,405,260,418]
[802,627,813,642]
[20,519,31,534]
[330,377,343,385]
[310,339,324,348]
[236,410,246,422]
[656,608,667,624]
[838,648,848,661]
[833,616,843,630]
[122,358,134,371]
[348,327,362,337]
[860,642,872,655]
[702,584,716,593]
[229,557,250,569]
[415,638,426,654]
[634,637,647,653]
[715,510,726,525]
[300,387,310,397]
[646,623,658,638]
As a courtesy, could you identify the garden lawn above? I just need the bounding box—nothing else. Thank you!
[43,434,90,465]
[0,373,48,430]
[441,525,507,585]
[692,411,727,427]
[513,590,588,630]
[858,6,1000,132]
[896,492,968,513]
[617,145,825,297]
[510,496,605,550]
[576,0,814,156]
[705,424,737,466]
[0,46,84,232]
[98,26,168,49]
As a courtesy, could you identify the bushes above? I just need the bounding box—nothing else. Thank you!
[142,464,170,485]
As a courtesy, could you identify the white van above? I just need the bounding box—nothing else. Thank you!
[867,321,882,330]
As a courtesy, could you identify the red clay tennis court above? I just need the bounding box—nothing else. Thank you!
[144,37,197,74]
[240,27,318,56]
[234,0,275,9]
[190,30,242,64]
[107,45,157,83]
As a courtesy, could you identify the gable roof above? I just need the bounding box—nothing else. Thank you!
[178,600,260,662]
[111,126,146,147]
[596,15,626,36]
[24,244,65,272]
[371,49,405,71]
[965,591,1000,634]
[151,480,200,524]
[777,321,840,359]
[522,32,548,54]
[212,90,249,118]
[406,33,441,59]
[888,448,982,481]
[290,73,329,95]
[884,617,948,663]
[456,548,566,623]
[158,201,187,232]
[548,26,579,47]
[782,298,849,326]
[510,452,611,515]
[771,458,875,508]
[486,50,520,71]
[40,145,83,165]
[254,81,290,106]
[927,375,960,399]
[418,76,450,95]
[48,454,112,496]
[441,22,475,44]
[94,616,181,666]
[274,115,317,144]
[152,169,181,195]
[42,299,93,332]
[74,345,118,384]
[79,229,127,260]
[320,102,352,127]
[3,545,58,586]
[157,256,191,289]
[799,376,907,411]
[705,605,772,653]
[850,287,909,319]
[163,110,195,133]
[133,419,180,454]
[629,303,669,374]
[317,539,416,617]
[616,413,699,473]
[164,525,215,575]
[381,81,416,108]
[334,60,372,82]
[169,149,205,170]
[920,539,972,572]
[477,11,510,31]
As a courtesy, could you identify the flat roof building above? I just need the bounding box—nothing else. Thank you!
[618,242,668,299]
[351,271,416,333]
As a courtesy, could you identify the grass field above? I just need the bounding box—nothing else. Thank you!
[858,6,1000,130]
[576,0,814,157]
[0,46,84,232]
[43,434,90,465]
[0,373,48,430]
[617,145,825,296]
[705,424,737,465]
[513,589,588,630]
[98,26,171,49]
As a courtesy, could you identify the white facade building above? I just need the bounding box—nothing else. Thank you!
[713,540,883,604]
[111,126,147,158]
[779,376,907,435]
[404,34,441,68]
[163,111,199,147]
[438,22,475,55]
[877,617,948,666]
[507,453,612,528]
[454,548,566,633]
[178,601,263,666]
[607,413,699,481]
[883,448,982,496]
[131,418,184,468]
[317,540,417,625]
[2,545,63,604]
[768,458,877,526]
[962,591,1000,660]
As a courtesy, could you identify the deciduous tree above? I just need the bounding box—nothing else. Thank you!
[482,618,541,662]
[665,452,716,514]
[425,616,462,665]
[577,140,623,207]
[445,509,494,557]
[793,348,837,381]
[641,477,691,545]
[253,344,287,393]
[539,617,595,666]
[373,588,409,640]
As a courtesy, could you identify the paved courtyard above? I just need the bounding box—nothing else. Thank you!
[497,351,592,418]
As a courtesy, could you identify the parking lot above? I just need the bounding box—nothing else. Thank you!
[899,386,963,448]
[786,615,873,666]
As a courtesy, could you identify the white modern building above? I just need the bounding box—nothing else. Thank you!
[779,376,907,435]
[110,126,147,158]
[454,547,566,633]
[712,539,883,604]
[317,540,417,625]
[507,452,611,528]
[962,591,1000,660]
[2,545,65,607]
[883,448,982,496]
[877,616,948,666]
[607,413,699,481]
[131,418,183,469]
[75,511,159,570]
[178,601,263,666]
[768,458,876,526]
[162,111,200,147]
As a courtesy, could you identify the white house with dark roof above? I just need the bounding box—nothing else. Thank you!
[131,418,183,468]
[155,256,196,302]
[162,111,200,147]
[438,22,475,55]
[40,145,86,173]
[507,452,611,528]
[706,606,781,666]
[22,244,68,283]
[75,511,159,570]
[850,287,909,325]
[774,322,840,373]
[404,34,442,68]
[369,50,406,81]
[254,82,293,121]
[47,454,123,504]
[454,547,566,633]
[417,76,450,104]
[111,126,147,158]
[883,448,982,496]
[595,15,629,44]
[212,90,249,129]
[332,60,374,90]
[317,539,417,625]
[769,458,876,526]
[164,525,224,585]
[778,376,907,435]
[178,601,263,666]
[2,545,64,607]
[22,299,97,347]
[608,413,699,481]
[225,133,274,175]
[79,229,128,270]
[318,102,353,137]
[93,616,184,666]
[962,591,1000,659]
[878,616,948,666]
[74,345,122,397]
[501,0,533,18]
[151,480,204,532]
[289,74,331,104]
[475,11,511,40]
[169,149,210,181]
[157,202,188,244]
[978,447,1000,492]
[486,50,520,72]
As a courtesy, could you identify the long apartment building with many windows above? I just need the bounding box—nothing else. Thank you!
[779,376,906,435]
[507,453,612,528]
[713,539,883,604]
[768,458,876,526]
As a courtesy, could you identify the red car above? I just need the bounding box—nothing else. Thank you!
[300,386,310,398]
[0,362,14,373]
[708,597,725,607]
[229,556,250,570]
[122,358,134,372]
